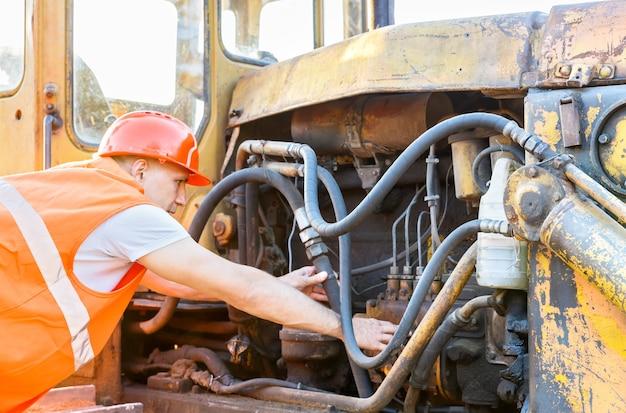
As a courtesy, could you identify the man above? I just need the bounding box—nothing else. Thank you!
[0,111,396,412]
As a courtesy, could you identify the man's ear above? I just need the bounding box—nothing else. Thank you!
[130,158,149,184]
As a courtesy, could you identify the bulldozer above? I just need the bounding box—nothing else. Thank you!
[1,0,624,412]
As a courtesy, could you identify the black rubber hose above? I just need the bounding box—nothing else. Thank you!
[301,113,512,237]
[471,145,525,193]
[245,183,259,265]
[234,186,247,264]
[316,167,510,369]
[188,167,372,397]
[340,219,508,369]
[425,145,441,251]
[189,168,305,240]
[316,166,374,396]
[409,295,494,390]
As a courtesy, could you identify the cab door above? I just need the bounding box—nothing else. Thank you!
[0,0,36,174]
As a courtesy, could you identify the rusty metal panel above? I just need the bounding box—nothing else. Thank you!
[538,1,626,87]
[228,12,543,126]
[528,246,626,412]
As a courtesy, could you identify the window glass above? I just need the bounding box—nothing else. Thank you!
[72,0,207,146]
[220,0,314,64]
[0,0,25,93]
[323,0,343,46]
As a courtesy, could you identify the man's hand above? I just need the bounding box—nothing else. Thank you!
[352,317,398,352]
[278,266,328,302]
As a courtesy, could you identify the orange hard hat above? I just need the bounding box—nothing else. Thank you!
[98,111,211,186]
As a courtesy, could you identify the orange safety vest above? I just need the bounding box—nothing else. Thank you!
[0,157,154,412]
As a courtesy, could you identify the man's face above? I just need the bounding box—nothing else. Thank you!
[139,159,189,214]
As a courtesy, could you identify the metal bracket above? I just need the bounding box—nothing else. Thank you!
[354,154,387,190]
[553,63,616,87]
[558,96,582,147]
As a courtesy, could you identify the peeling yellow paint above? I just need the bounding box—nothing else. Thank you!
[555,374,568,384]
[603,118,626,182]
[533,110,560,147]
[585,106,599,138]
[531,247,626,412]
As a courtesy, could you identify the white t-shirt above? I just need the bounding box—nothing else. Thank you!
[73,204,190,292]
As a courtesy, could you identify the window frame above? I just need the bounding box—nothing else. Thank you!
[217,0,319,67]
[0,0,26,98]
[66,0,211,151]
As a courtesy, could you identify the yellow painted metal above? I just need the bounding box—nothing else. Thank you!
[602,118,626,187]
[531,109,560,148]
[0,0,39,174]
[540,194,626,312]
[449,137,488,202]
[530,247,626,412]
[539,1,626,86]
[228,12,540,126]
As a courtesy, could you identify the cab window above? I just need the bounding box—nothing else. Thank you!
[72,0,207,147]
[220,0,316,64]
[0,0,25,95]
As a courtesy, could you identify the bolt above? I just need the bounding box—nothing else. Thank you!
[212,221,226,236]
[598,134,610,144]
[599,65,613,79]
[558,65,572,76]
[527,166,538,178]
[45,103,55,111]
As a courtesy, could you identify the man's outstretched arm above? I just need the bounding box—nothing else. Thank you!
[138,237,396,351]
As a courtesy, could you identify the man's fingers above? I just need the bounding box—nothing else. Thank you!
[378,333,394,344]
[310,292,329,302]
[380,322,398,334]
[306,271,328,285]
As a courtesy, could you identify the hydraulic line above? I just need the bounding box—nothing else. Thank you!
[409,294,496,390]
[262,160,511,370]
[246,242,480,412]
[425,145,441,251]
[188,167,372,397]
[340,220,509,369]
[298,113,513,237]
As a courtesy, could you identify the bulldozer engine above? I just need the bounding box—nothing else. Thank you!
[2,1,625,412]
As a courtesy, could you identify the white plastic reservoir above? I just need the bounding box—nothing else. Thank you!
[476,158,528,290]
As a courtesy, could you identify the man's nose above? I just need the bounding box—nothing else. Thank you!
[176,185,187,205]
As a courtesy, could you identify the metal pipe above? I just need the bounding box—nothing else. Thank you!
[540,194,626,312]
[501,122,626,224]
[403,386,421,413]
[340,221,507,369]
[246,243,479,412]
[410,295,494,390]
[563,163,626,225]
